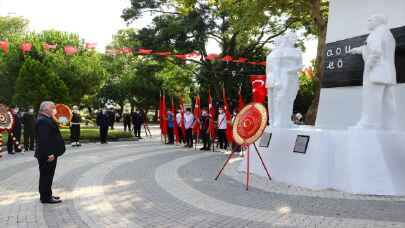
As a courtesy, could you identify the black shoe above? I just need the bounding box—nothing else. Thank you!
[41,198,62,204]
[8,152,16,155]
[200,147,206,151]
[52,196,61,200]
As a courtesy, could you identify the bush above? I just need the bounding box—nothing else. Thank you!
[60,128,133,142]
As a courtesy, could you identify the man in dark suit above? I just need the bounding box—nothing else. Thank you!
[35,101,65,204]
[23,106,36,151]
[132,109,143,139]
[97,109,110,144]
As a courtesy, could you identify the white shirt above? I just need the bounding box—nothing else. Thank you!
[184,113,194,129]
[217,113,227,129]
[176,113,182,125]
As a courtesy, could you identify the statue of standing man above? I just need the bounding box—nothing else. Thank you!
[266,32,303,128]
[350,14,397,129]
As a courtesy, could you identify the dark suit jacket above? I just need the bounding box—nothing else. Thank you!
[35,114,66,161]
[22,112,36,134]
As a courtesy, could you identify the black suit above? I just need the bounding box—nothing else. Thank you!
[35,114,66,201]
[23,112,36,151]
[132,112,143,138]
[97,112,109,143]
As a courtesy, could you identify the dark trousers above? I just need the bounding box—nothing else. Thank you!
[201,132,211,149]
[23,131,35,151]
[178,127,184,144]
[124,121,131,132]
[218,129,228,149]
[168,127,174,144]
[70,125,80,142]
[38,157,57,201]
[100,127,108,143]
[7,132,21,153]
[134,124,141,138]
[185,128,193,147]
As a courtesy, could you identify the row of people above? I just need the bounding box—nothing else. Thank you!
[165,108,230,151]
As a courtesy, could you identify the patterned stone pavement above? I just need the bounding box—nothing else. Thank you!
[1,135,405,228]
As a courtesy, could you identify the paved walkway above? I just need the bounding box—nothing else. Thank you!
[1,135,405,228]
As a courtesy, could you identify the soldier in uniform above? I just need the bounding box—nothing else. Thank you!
[70,106,81,147]
[22,106,36,151]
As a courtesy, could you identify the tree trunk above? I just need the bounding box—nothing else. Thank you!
[305,27,327,125]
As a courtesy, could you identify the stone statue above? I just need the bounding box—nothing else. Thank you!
[349,14,397,129]
[266,32,303,128]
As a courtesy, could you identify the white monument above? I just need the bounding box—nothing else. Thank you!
[349,14,398,129]
[266,33,303,128]
[240,0,405,196]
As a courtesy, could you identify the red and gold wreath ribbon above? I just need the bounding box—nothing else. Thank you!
[53,104,72,126]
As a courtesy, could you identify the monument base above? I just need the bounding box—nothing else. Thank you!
[239,126,405,196]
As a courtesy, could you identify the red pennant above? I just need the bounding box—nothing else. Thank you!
[64,45,77,55]
[121,47,132,54]
[0,41,9,54]
[175,54,187,59]
[222,55,233,62]
[154,51,172,56]
[248,61,257,65]
[20,42,32,53]
[186,51,200,58]
[257,61,266,66]
[43,43,57,51]
[138,48,153,55]
[206,53,219,61]
[85,43,97,49]
[233,57,248,63]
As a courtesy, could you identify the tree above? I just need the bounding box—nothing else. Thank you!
[13,57,69,109]
[122,0,298,102]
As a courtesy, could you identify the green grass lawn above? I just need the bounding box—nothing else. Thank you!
[1,127,133,144]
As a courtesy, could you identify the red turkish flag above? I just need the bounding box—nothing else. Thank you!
[248,61,257,65]
[250,75,267,103]
[64,46,77,55]
[193,95,201,136]
[171,97,179,144]
[159,92,168,136]
[257,61,266,66]
[222,87,233,143]
[0,41,9,54]
[20,42,32,53]
[208,91,216,141]
[154,51,172,56]
[179,98,186,142]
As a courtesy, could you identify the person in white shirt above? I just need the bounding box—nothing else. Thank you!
[217,108,228,150]
[184,108,195,148]
[176,109,184,144]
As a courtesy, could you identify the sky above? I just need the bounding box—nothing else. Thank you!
[0,0,317,66]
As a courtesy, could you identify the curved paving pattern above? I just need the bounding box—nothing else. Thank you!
[1,136,404,228]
